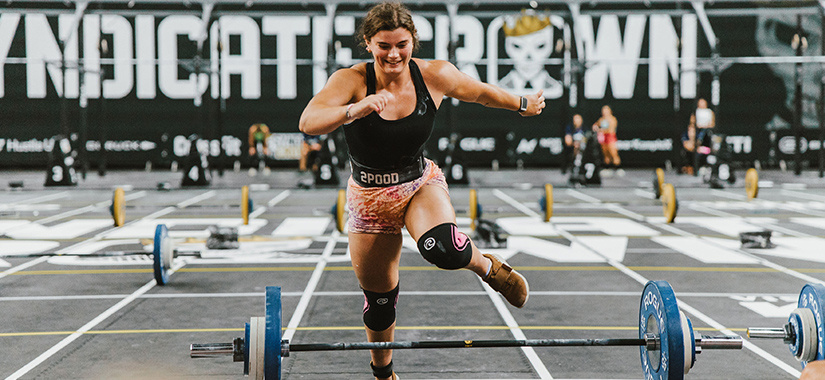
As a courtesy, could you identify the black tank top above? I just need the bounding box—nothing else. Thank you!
[344,60,438,171]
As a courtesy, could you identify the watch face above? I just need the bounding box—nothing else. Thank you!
[520,97,528,112]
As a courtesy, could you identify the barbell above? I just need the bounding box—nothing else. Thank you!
[189,280,742,379]
[747,283,825,368]
[108,186,255,227]
[745,168,759,200]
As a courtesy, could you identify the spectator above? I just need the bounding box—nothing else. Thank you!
[695,98,715,130]
[248,123,271,175]
[680,114,697,175]
[563,114,585,173]
[299,133,323,172]
[593,105,622,176]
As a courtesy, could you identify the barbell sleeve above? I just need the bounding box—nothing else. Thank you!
[696,335,744,349]
[190,343,235,358]
[191,338,245,361]
[746,328,788,339]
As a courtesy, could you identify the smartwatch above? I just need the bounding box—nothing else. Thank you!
[518,96,528,113]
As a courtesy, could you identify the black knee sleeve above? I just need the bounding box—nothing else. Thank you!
[417,222,473,270]
[362,284,399,332]
[371,361,393,379]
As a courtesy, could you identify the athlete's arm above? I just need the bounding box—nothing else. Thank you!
[299,65,399,135]
[299,68,363,135]
[423,60,545,116]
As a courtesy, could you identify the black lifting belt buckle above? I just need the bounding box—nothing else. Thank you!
[351,157,424,187]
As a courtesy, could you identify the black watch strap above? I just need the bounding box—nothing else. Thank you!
[518,96,528,113]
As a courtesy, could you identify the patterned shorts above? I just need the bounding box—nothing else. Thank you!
[347,159,449,235]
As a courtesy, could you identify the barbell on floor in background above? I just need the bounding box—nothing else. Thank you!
[538,184,553,222]
[151,223,301,285]
[330,189,346,233]
[661,183,678,223]
[108,186,254,228]
[110,187,125,227]
[190,280,743,380]
[745,168,759,200]
[653,168,665,199]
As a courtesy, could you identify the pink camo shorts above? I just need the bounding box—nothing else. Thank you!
[347,158,448,234]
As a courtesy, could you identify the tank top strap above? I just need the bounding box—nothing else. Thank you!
[408,60,435,110]
[366,62,376,95]
[408,60,424,90]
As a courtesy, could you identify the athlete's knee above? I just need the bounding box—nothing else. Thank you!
[417,222,473,270]
[362,284,399,332]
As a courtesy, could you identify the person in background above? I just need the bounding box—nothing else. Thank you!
[695,98,715,131]
[593,105,622,176]
[680,114,697,175]
[248,123,270,175]
[299,133,323,172]
[563,114,585,173]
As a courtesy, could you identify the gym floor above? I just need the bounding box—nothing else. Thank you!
[2,167,824,379]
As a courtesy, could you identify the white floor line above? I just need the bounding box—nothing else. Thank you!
[2,191,147,231]
[249,206,267,220]
[478,276,553,379]
[565,189,602,204]
[2,189,209,379]
[5,279,158,380]
[653,222,694,237]
[493,189,537,216]
[0,257,48,281]
[633,189,656,200]
[710,189,748,200]
[780,189,825,202]
[34,205,98,224]
[757,222,810,238]
[0,290,803,303]
[267,190,292,207]
[176,190,216,208]
[493,189,802,379]
[281,230,339,341]
[678,302,801,378]
[142,206,177,221]
[8,191,69,205]
[776,203,825,217]
[605,204,645,221]
[688,202,740,218]
[686,201,825,286]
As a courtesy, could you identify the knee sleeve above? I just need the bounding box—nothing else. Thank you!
[362,284,399,332]
[417,222,473,270]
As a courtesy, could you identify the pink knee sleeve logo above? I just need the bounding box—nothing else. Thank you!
[451,225,469,251]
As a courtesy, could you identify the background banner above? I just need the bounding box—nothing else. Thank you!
[0,7,818,168]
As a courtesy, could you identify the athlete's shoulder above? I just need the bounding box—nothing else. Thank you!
[324,64,368,92]
[414,58,454,75]
[332,63,367,80]
[414,58,459,91]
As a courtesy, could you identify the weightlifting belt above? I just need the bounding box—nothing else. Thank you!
[350,156,424,187]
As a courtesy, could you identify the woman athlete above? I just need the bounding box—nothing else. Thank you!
[299,2,545,378]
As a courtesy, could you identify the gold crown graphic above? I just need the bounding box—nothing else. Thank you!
[503,11,552,37]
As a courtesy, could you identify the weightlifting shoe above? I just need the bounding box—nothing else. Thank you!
[375,372,399,380]
[482,253,529,308]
